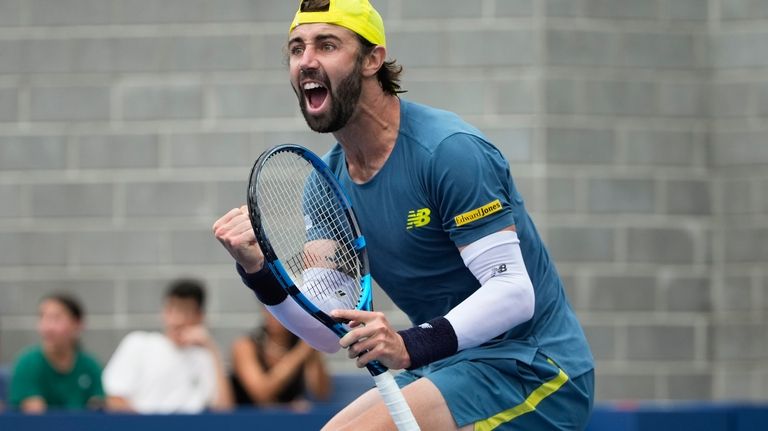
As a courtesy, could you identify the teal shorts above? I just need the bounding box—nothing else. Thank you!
[395,351,594,430]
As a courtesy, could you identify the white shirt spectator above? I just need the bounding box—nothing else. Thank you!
[103,331,217,414]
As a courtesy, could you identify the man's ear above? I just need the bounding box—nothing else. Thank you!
[361,45,387,78]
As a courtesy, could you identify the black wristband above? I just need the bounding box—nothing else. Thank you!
[397,316,458,370]
[236,263,287,306]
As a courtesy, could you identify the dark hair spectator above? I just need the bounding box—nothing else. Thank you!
[102,278,233,414]
[8,292,104,413]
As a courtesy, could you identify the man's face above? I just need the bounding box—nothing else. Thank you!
[162,297,203,345]
[288,24,364,133]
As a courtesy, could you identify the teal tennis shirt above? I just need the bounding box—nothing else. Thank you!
[324,99,593,378]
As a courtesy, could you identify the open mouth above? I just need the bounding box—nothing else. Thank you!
[303,82,329,110]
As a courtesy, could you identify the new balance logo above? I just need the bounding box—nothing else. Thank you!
[406,208,431,229]
[490,264,507,278]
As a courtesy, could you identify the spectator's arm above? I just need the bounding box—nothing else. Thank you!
[208,341,234,411]
[105,396,134,412]
[9,352,47,413]
[303,349,332,401]
[20,396,46,414]
[231,336,315,405]
[177,325,234,411]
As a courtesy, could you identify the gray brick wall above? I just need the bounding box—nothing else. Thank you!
[710,0,768,401]
[0,0,767,402]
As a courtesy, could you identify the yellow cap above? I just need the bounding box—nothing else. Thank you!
[289,0,386,47]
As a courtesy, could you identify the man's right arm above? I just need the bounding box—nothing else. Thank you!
[212,206,265,273]
[213,206,341,353]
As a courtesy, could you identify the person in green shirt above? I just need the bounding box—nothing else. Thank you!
[9,292,105,412]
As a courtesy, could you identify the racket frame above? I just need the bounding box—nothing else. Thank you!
[247,144,420,430]
[247,144,381,371]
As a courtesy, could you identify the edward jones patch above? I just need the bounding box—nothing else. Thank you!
[454,199,503,227]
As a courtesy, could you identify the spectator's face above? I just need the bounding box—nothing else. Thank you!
[162,297,203,345]
[37,299,82,350]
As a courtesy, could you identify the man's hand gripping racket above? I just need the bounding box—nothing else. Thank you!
[247,144,420,431]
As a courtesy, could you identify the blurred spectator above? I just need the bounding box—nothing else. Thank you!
[102,279,233,413]
[230,308,331,410]
[9,292,104,413]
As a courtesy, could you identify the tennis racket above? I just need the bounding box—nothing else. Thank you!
[247,144,420,431]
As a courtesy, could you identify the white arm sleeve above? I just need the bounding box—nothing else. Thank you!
[445,230,535,351]
[265,298,341,353]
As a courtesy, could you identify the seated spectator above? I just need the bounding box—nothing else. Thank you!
[230,308,331,410]
[9,292,104,412]
[102,279,233,413]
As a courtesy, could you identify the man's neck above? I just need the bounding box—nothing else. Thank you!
[334,91,400,184]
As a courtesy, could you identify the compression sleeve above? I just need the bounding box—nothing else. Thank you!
[237,264,341,353]
[265,299,341,354]
[446,230,535,350]
[399,230,534,368]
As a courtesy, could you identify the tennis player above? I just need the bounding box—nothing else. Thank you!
[213,0,594,429]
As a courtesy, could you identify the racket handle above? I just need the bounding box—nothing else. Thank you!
[373,372,421,431]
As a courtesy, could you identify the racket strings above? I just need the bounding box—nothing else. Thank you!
[255,151,363,312]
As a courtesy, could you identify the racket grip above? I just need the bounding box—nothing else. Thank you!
[373,372,421,431]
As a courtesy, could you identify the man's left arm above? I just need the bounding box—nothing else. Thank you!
[335,227,534,370]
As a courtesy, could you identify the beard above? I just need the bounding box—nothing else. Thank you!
[294,61,363,133]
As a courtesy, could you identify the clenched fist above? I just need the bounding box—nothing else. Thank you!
[212,206,265,273]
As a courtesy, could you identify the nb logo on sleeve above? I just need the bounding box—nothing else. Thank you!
[406,208,431,229]
[491,264,507,278]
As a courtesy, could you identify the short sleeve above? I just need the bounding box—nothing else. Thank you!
[102,332,142,397]
[8,349,43,407]
[428,133,517,246]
